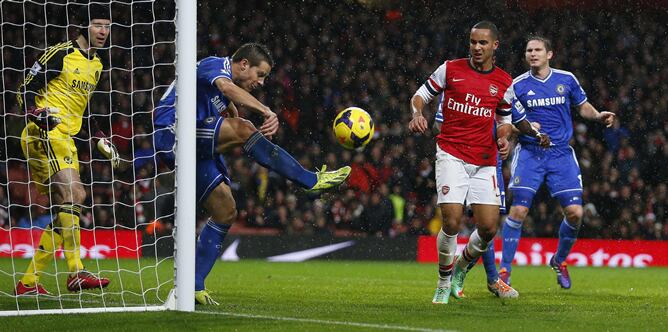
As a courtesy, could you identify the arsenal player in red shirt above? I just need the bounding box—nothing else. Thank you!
[409,21,544,304]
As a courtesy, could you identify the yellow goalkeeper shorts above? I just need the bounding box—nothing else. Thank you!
[21,123,79,194]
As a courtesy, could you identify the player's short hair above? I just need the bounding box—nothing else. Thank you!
[232,43,274,68]
[472,21,499,40]
[526,35,553,52]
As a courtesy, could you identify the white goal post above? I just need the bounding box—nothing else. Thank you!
[173,0,197,313]
[0,0,196,315]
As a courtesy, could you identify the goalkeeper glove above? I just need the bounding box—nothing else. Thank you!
[95,132,120,169]
[27,106,61,131]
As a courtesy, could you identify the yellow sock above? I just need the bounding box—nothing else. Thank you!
[58,204,84,273]
[21,223,63,286]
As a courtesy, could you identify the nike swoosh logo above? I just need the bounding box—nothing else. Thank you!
[220,239,240,261]
[452,78,465,82]
[266,241,356,262]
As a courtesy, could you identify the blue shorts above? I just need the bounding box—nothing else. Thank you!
[154,116,230,204]
[496,158,507,215]
[154,126,176,169]
[509,144,583,208]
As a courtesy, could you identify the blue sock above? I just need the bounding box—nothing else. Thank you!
[195,220,231,291]
[500,217,522,273]
[481,242,499,284]
[244,132,317,189]
[554,218,579,264]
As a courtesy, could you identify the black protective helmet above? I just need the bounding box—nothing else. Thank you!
[75,3,111,41]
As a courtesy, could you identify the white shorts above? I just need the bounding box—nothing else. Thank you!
[435,146,500,206]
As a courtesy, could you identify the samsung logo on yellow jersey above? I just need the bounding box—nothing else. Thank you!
[71,79,96,92]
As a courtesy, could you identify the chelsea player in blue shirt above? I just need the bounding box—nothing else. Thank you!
[500,36,615,289]
[153,43,351,304]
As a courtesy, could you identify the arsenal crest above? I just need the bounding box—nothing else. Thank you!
[489,84,498,96]
[441,185,450,195]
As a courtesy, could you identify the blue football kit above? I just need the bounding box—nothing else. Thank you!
[152,57,237,292]
[153,56,234,204]
[499,68,589,276]
[152,56,319,292]
[509,68,587,208]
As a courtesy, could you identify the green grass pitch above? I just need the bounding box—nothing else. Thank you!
[0,258,666,331]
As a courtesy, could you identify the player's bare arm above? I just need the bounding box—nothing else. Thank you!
[214,77,278,136]
[409,95,429,134]
[496,123,513,160]
[578,101,615,127]
[496,100,514,160]
[515,119,551,148]
[226,101,239,118]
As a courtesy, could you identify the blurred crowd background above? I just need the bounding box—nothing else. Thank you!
[1,0,667,241]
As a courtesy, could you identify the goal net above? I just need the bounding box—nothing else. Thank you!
[0,0,196,315]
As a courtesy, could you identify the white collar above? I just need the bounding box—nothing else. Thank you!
[530,68,552,83]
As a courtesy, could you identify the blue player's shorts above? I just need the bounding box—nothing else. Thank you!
[496,158,507,215]
[153,116,230,204]
[154,125,176,169]
[509,143,583,208]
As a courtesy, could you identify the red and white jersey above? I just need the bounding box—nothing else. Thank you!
[419,58,513,166]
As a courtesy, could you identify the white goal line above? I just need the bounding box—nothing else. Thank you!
[0,295,456,331]
[198,310,456,332]
[0,305,167,317]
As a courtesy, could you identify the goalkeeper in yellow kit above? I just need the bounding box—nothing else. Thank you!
[14,4,119,295]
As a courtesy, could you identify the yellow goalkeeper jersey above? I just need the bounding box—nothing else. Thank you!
[17,40,104,136]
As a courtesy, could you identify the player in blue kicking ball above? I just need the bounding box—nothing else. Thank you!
[153,43,351,305]
[501,35,615,289]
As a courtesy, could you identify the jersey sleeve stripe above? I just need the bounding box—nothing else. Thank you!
[512,71,531,84]
[434,111,443,122]
[38,42,64,63]
[496,109,512,116]
[209,74,232,85]
[27,43,70,85]
[512,113,526,123]
[21,44,68,90]
[428,78,442,91]
[574,97,587,106]
[424,80,439,96]
[38,41,70,64]
[18,43,70,107]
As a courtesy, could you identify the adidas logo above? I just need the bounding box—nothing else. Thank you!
[74,68,80,74]
[527,90,536,96]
